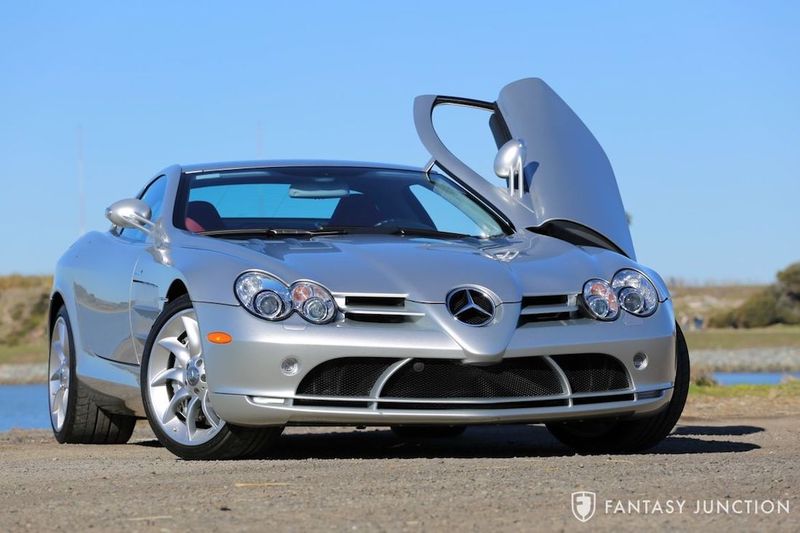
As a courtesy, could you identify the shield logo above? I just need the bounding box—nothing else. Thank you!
[571,491,596,522]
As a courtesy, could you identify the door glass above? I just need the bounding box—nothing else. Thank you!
[121,175,167,242]
[432,104,500,185]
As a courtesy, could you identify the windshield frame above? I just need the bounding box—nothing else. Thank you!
[173,165,514,238]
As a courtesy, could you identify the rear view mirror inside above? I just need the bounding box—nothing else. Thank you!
[289,180,350,199]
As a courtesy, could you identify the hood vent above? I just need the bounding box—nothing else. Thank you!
[335,293,424,324]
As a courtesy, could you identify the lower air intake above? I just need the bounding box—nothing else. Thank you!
[380,358,563,398]
[551,354,630,392]
[295,357,394,397]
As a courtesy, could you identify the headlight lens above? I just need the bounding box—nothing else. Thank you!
[234,272,338,324]
[234,272,292,321]
[611,269,658,316]
[290,281,337,324]
[582,279,619,321]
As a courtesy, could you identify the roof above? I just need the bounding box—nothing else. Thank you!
[179,159,425,174]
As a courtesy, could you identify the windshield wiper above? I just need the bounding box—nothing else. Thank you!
[199,228,349,238]
[320,225,472,240]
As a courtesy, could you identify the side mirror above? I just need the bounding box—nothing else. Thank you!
[494,139,527,198]
[105,198,153,231]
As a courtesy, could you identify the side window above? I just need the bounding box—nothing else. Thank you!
[409,184,486,236]
[120,176,167,242]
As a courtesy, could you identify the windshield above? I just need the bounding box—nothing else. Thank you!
[175,166,508,238]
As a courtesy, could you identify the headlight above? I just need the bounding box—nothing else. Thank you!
[234,272,338,324]
[582,279,619,321]
[234,272,292,321]
[290,281,337,324]
[611,269,658,316]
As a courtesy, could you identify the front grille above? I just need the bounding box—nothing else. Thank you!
[551,354,630,392]
[344,313,407,324]
[345,296,404,307]
[517,312,572,326]
[295,357,394,397]
[380,358,563,398]
[521,295,569,307]
[341,294,422,324]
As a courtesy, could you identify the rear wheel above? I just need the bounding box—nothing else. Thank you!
[391,425,467,439]
[141,295,282,460]
[546,323,690,453]
[49,306,136,444]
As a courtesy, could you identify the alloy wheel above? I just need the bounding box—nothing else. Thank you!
[48,317,71,432]
[146,310,224,445]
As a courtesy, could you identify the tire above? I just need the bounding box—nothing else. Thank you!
[141,295,282,460]
[49,305,136,444]
[391,425,467,439]
[546,323,690,454]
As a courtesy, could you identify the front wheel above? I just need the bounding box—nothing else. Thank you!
[546,323,690,454]
[141,295,282,460]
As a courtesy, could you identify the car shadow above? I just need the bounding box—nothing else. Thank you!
[132,424,761,458]
[672,424,764,437]
[263,424,759,459]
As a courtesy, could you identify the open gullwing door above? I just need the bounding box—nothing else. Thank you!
[414,77,635,259]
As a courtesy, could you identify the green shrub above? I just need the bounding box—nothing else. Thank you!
[708,262,800,329]
[735,288,781,328]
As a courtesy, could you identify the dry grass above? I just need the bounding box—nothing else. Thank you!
[0,341,47,365]
[684,324,800,350]
[670,283,765,322]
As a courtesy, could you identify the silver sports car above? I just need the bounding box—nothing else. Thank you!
[48,78,688,459]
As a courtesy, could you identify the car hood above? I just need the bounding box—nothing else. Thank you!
[213,233,632,303]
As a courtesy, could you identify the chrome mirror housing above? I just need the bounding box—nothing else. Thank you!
[105,198,153,231]
[494,139,526,198]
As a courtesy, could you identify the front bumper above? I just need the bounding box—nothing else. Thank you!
[194,300,677,427]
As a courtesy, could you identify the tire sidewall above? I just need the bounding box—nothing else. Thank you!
[50,306,79,443]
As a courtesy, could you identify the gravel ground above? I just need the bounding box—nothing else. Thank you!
[1,411,797,532]
[691,348,800,372]
[0,363,46,385]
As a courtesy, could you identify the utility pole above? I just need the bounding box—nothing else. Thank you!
[256,121,264,159]
[77,126,85,235]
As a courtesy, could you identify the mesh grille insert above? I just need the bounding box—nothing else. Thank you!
[380,358,563,399]
[296,357,394,397]
[551,354,630,393]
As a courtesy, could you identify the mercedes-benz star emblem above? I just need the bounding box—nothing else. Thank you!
[446,287,496,326]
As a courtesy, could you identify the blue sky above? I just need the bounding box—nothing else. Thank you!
[0,1,797,283]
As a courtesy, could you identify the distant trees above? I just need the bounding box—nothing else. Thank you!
[709,262,800,328]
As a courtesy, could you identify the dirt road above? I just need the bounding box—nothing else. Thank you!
[1,414,797,532]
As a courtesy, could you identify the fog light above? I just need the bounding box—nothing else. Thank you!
[633,352,648,370]
[281,357,299,376]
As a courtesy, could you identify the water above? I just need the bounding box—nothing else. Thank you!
[0,384,50,431]
[712,372,800,386]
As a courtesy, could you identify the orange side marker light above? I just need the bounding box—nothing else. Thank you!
[207,331,233,344]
